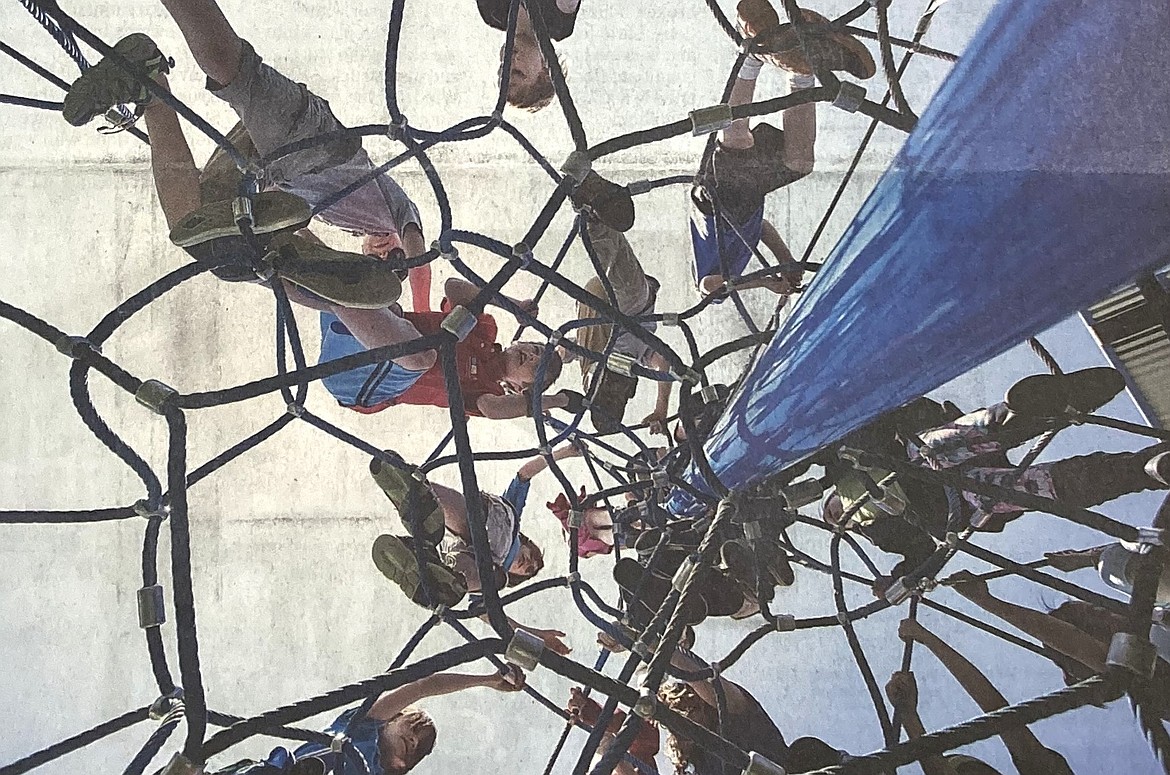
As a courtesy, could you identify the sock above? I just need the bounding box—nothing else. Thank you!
[788,72,816,91]
[738,56,764,81]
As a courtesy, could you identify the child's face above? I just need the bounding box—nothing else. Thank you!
[511,542,541,578]
[503,342,543,389]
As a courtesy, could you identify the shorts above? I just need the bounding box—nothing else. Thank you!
[318,312,427,409]
[184,236,266,283]
[208,40,362,187]
[689,203,764,288]
[481,492,518,567]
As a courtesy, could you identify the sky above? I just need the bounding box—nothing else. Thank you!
[1,0,1167,773]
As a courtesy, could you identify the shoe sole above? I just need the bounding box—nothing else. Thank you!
[370,456,446,544]
[754,10,876,80]
[63,33,168,126]
[169,192,312,248]
[1006,367,1124,417]
[371,534,464,607]
[267,235,403,310]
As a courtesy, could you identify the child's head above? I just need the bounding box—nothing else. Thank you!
[657,681,717,775]
[378,707,437,775]
[498,36,565,112]
[502,342,562,393]
[507,533,545,586]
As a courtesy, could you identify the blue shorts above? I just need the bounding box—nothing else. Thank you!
[689,203,764,287]
[318,312,426,408]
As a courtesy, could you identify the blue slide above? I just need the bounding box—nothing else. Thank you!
[676,0,1170,506]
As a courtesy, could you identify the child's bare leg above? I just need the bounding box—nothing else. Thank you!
[330,306,436,372]
[141,75,201,229]
[158,0,244,87]
[431,482,471,539]
[402,224,433,313]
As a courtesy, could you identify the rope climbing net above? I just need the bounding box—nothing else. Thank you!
[2,0,1169,774]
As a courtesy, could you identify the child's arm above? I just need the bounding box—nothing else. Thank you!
[368,668,524,721]
[476,613,572,655]
[142,75,202,229]
[950,572,1108,673]
[517,442,584,482]
[884,672,957,775]
[640,351,673,434]
[444,277,537,319]
[899,619,1055,765]
[478,390,576,420]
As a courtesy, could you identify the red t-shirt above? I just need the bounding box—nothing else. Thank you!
[359,300,508,416]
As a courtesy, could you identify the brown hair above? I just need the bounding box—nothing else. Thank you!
[657,682,717,775]
[503,53,568,112]
[506,533,545,586]
[378,708,437,775]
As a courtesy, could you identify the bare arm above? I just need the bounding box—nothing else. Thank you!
[885,672,956,775]
[666,649,753,719]
[899,619,1053,763]
[368,672,500,721]
[951,573,1108,673]
[444,278,535,318]
[640,351,673,432]
[517,442,583,481]
[478,391,570,420]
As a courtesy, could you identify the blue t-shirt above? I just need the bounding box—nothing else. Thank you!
[291,708,385,775]
[689,202,765,289]
[500,475,531,571]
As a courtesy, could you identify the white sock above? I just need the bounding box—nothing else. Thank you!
[738,56,764,82]
[788,72,816,91]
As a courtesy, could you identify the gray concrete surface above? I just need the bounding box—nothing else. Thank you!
[2,0,1166,772]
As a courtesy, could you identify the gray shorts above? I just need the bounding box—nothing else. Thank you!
[208,40,360,186]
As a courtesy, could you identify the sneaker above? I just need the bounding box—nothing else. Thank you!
[758,543,795,586]
[589,369,639,435]
[370,452,446,545]
[721,539,757,589]
[704,571,749,617]
[1005,367,1125,417]
[1146,451,1170,487]
[571,171,635,233]
[63,33,172,127]
[613,557,707,627]
[740,4,876,80]
[168,191,312,248]
[372,534,467,608]
[198,121,259,204]
[266,233,403,310]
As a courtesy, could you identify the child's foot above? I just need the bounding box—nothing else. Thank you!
[370,452,446,545]
[372,534,467,608]
[168,191,312,248]
[1005,367,1125,417]
[571,171,635,233]
[266,233,403,310]
[63,33,172,126]
[740,4,876,80]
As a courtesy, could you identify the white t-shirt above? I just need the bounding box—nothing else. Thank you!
[283,148,421,237]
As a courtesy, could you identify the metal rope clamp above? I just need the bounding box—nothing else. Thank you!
[1107,632,1157,680]
[672,553,701,592]
[505,628,546,671]
[651,469,670,489]
[513,242,534,269]
[607,352,637,377]
[832,82,866,113]
[135,379,179,415]
[689,104,733,136]
[440,306,478,341]
[432,240,460,263]
[149,688,184,721]
[134,499,171,522]
[387,114,409,142]
[628,179,652,196]
[883,577,916,606]
[565,571,581,586]
[700,384,721,404]
[1136,526,1165,555]
[568,509,585,529]
[286,402,305,418]
[632,687,657,719]
[232,195,255,228]
[138,584,167,629]
[661,312,680,327]
[330,733,348,754]
[161,753,204,775]
[743,752,787,775]
[560,150,592,184]
[54,334,96,358]
[774,614,796,632]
